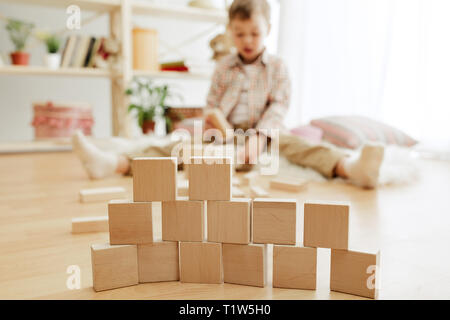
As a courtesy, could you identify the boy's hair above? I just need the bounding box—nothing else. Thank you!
[228,0,271,24]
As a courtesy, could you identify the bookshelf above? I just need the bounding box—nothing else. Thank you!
[0,0,226,137]
[0,65,115,78]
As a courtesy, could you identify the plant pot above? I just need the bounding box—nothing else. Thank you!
[142,120,155,134]
[44,53,61,69]
[10,51,30,66]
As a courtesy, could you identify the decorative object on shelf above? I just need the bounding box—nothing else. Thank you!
[35,31,62,69]
[210,32,234,61]
[171,107,204,135]
[60,35,115,70]
[31,101,94,139]
[133,28,159,72]
[160,60,189,72]
[93,38,121,71]
[5,18,34,66]
[126,78,184,135]
[188,0,220,10]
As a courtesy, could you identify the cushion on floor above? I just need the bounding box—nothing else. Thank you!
[310,116,418,149]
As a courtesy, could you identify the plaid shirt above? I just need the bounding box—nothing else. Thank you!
[206,50,291,133]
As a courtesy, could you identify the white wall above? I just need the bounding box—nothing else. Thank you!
[0,0,221,141]
[0,0,280,142]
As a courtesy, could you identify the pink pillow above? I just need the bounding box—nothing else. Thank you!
[310,116,418,149]
[290,125,324,144]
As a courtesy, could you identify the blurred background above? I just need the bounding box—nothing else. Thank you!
[0,0,449,155]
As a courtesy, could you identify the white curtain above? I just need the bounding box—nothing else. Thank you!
[278,0,450,145]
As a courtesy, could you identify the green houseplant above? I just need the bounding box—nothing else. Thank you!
[5,18,35,66]
[126,79,184,134]
[36,31,62,69]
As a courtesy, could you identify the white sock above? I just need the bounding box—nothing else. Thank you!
[343,144,385,189]
[72,130,119,180]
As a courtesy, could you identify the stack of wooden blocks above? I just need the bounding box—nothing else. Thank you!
[90,157,379,299]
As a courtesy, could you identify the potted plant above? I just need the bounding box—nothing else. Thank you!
[36,31,62,69]
[125,78,184,135]
[5,18,34,66]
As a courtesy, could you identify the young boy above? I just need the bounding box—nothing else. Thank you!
[73,0,384,189]
[205,0,384,188]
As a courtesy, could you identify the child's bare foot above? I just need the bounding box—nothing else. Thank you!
[72,131,119,180]
[338,144,385,189]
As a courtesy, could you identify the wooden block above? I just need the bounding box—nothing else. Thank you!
[108,200,153,245]
[188,157,232,201]
[71,216,108,234]
[270,178,307,193]
[252,199,297,245]
[177,179,189,197]
[79,187,126,203]
[137,241,179,283]
[222,244,265,287]
[249,185,269,198]
[132,157,177,202]
[179,242,223,284]
[273,246,317,290]
[241,171,258,186]
[303,202,349,249]
[331,249,380,299]
[204,108,233,137]
[162,200,204,242]
[232,186,245,198]
[91,243,138,292]
[207,199,251,244]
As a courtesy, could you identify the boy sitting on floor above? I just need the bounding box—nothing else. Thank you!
[73,0,384,189]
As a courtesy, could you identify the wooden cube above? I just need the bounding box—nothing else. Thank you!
[303,202,349,249]
[137,241,179,283]
[273,246,317,290]
[71,216,108,234]
[242,171,258,186]
[331,249,380,299]
[232,186,245,198]
[179,242,223,284]
[79,187,126,203]
[207,199,251,244]
[204,108,233,137]
[222,244,265,287]
[108,200,153,245]
[249,185,269,198]
[132,157,177,202]
[91,243,138,292]
[252,199,297,245]
[162,200,204,242]
[188,157,232,201]
[177,179,189,197]
[270,178,307,193]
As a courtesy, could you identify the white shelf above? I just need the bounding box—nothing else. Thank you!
[132,1,227,23]
[133,69,212,80]
[0,0,121,11]
[0,65,115,78]
[0,139,72,154]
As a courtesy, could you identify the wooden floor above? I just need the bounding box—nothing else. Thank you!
[0,151,449,300]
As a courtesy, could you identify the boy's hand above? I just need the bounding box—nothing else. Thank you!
[204,115,216,131]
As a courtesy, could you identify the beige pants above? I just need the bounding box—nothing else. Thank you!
[278,133,344,178]
[125,132,344,179]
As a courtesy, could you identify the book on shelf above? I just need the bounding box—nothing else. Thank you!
[72,36,91,68]
[60,35,107,69]
[160,61,186,69]
[84,38,98,68]
[60,35,77,68]
[68,36,81,67]
[160,60,189,72]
